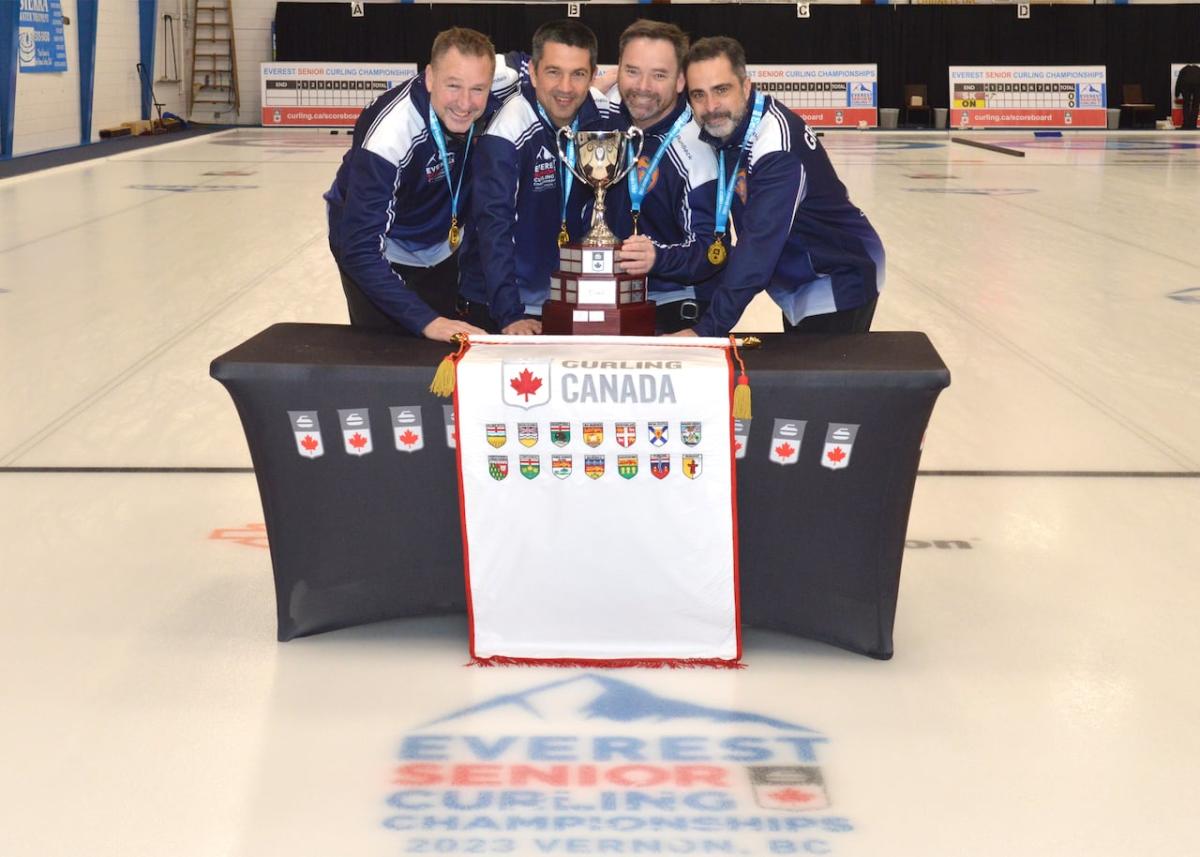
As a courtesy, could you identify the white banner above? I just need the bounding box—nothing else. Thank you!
[455,336,740,664]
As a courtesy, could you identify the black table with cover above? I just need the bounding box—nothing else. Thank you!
[211,323,949,659]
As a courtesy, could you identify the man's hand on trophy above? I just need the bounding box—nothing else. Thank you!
[617,234,657,276]
[502,318,543,336]
[423,317,488,343]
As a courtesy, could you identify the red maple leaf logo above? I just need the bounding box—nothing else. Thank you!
[509,368,543,402]
[827,446,846,463]
[301,435,319,451]
[398,429,419,446]
[349,432,368,449]
[774,441,795,458]
[734,440,743,452]
[767,788,816,804]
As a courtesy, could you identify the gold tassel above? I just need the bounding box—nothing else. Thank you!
[429,334,470,397]
[730,335,752,420]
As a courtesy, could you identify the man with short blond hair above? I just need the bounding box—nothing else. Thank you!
[325,28,519,340]
[677,36,885,338]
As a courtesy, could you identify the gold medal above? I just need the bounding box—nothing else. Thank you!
[557,223,570,248]
[448,218,461,251]
[707,236,727,266]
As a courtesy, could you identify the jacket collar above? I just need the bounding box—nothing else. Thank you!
[522,78,605,133]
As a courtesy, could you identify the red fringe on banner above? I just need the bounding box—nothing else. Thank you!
[468,657,745,670]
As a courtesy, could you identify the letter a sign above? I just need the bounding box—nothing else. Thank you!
[350,2,365,17]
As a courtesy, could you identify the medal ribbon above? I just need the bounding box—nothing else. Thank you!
[428,103,474,234]
[536,102,580,235]
[714,91,766,239]
[626,106,692,216]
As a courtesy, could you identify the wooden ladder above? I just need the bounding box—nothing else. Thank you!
[188,0,240,117]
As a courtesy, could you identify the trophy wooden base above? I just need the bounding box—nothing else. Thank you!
[541,242,656,336]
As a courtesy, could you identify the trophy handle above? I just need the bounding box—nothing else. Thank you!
[610,127,645,185]
[555,126,592,186]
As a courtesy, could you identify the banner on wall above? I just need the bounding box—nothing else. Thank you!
[1170,63,1200,127]
[260,62,417,127]
[949,66,1107,128]
[18,0,68,73]
[748,64,878,128]
[454,335,740,665]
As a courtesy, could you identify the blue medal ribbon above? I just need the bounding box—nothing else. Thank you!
[536,102,578,242]
[626,106,692,231]
[428,103,474,248]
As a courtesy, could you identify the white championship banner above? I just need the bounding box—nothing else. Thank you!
[454,336,741,666]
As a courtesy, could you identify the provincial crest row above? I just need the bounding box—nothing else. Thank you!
[486,420,703,449]
[486,452,703,481]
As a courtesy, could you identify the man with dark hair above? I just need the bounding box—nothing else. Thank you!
[675,36,885,338]
[325,28,520,341]
[458,20,619,333]
[1176,64,1200,131]
[605,20,723,333]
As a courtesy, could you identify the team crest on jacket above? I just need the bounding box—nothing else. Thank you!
[633,156,660,192]
[552,454,573,479]
[617,455,638,479]
[502,361,550,410]
[488,455,509,481]
[682,454,703,480]
[584,455,605,480]
[615,422,637,448]
[734,168,748,204]
[650,453,670,479]
[533,145,557,192]
[648,421,669,446]
[550,421,571,447]
[486,423,507,448]
[520,454,540,479]
[583,422,604,448]
[518,422,539,447]
[681,421,702,447]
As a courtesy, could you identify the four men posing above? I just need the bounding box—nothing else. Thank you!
[326,21,885,341]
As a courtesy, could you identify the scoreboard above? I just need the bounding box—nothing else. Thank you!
[747,65,878,128]
[948,66,1107,128]
[260,62,418,127]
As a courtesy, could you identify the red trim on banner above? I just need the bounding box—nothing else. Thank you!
[469,656,745,669]
[452,349,477,658]
[725,348,744,663]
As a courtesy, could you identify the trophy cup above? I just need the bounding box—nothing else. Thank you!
[541,127,657,336]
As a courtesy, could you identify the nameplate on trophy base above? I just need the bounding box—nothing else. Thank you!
[542,242,656,336]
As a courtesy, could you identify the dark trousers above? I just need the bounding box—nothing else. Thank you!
[783,295,878,334]
[1181,87,1199,130]
[338,255,459,334]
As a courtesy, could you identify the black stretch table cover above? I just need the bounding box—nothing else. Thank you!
[211,324,949,658]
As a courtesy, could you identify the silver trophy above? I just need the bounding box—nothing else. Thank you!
[556,127,644,246]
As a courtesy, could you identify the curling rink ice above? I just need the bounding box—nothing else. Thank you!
[2,128,1199,857]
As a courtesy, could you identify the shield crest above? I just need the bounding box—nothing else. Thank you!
[617,455,638,479]
[615,422,637,448]
[681,421,701,447]
[552,455,573,479]
[550,421,571,447]
[682,454,702,480]
[648,421,668,447]
[502,361,551,410]
[486,423,507,448]
[518,422,539,447]
[488,455,509,481]
[650,453,670,479]
[519,454,540,479]
[821,423,859,470]
[749,766,830,812]
[583,422,604,448]
[584,455,605,480]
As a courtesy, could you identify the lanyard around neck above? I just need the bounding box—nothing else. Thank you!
[714,91,765,237]
[536,101,579,229]
[626,106,692,214]
[427,104,474,225]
